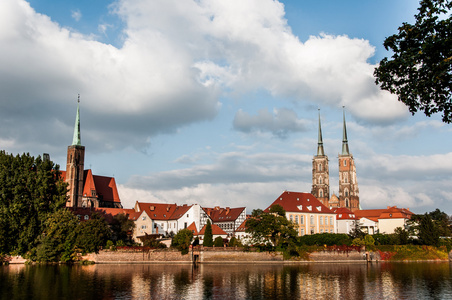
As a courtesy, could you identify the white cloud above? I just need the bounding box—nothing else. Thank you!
[71,9,82,22]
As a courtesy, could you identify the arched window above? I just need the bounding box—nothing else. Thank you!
[345,189,349,197]
[319,176,322,184]
[310,215,314,224]
[318,164,322,171]
[346,199,349,207]
[343,160,347,166]
[319,190,323,197]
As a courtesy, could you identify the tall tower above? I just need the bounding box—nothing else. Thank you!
[338,108,359,211]
[311,110,330,206]
[66,95,85,208]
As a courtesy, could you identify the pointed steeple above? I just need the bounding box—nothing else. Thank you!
[317,109,325,156]
[341,106,349,155]
[72,95,81,146]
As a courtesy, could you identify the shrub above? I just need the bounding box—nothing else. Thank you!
[214,236,224,247]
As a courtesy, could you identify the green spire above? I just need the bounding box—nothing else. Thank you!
[317,109,325,156]
[72,95,81,146]
[341,106,349,155]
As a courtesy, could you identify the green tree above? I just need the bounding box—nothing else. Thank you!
[0,151,67,255]
[203,220,214,247]
[214,236,224,247]
[111,213,135,244]
[74,213,111,254]
[374,0,452,123]
[245,205,297,248]
[35,209,79,262]
[171,229,193,254]
[411,213,441,246]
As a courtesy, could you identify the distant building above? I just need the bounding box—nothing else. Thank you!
[333,207,359,234]
[201,206,246,236]
[63,98,122,209]
[311,108,360,212]
[197,223,228,245]
[354,206,414,234]
[265,191,336,235]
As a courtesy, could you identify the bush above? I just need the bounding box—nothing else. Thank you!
[298,233,352,246]
[214,237,224,247]
[171,229,193,255]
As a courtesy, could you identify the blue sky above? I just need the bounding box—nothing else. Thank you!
[1,0,451,214]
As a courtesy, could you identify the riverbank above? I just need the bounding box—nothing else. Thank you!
[5,245,451,264]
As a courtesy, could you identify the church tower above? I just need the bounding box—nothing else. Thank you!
[66,95,85,208]
[311,110,330,206]
[338,108,359,212]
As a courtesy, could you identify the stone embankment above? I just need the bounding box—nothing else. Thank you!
[83,247,376,264]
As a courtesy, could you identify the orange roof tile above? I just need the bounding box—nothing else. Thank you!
[198,223,227,236]
[202,206,246,222]
[187,222,198,235]
[333,207,359,220]
[265,191,334,214]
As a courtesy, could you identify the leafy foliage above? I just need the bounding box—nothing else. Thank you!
[111,213,135,244]
[298,233,352,246]
[374,0,452,123]
[35,209,79,262]
[245,205,297,248]
[171,229,193,254]
[203,220,214,247]
[0,151,67,255]
[214,236,224,247]
[74,213,111,254]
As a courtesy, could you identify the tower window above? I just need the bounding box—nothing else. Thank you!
[318,164,322,171]
[319,177,322,184]
[319,190,323,197]
[344,160,347,166]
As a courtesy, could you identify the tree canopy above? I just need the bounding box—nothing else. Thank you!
[245,205,297,248]
[374,0,452,123]
[203,219,214,247]
[0,151,67,255]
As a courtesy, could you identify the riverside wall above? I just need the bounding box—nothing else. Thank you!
[83,248,375,264]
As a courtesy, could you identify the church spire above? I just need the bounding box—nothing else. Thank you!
[72,94,81,146]
[317,109,325,156]
[341,106,349,155]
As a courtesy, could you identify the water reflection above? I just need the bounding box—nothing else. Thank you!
[1,262,451,299]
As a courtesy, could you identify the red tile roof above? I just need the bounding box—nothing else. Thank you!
[265,191,334,214]
[354,206,413,221]
[135,202,193,220]
[187,222,198,235]
[235,219,248,232]
[202,206,245,222]
[354,209,385,222]
[198,223,227,236]
[333,207,359,220]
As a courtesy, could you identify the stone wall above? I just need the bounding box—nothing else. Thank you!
[84,249,192,263]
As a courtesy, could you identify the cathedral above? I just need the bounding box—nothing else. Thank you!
[311,109,360,212]
[62,97,122,209]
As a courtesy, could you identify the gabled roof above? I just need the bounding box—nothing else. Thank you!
[135,202,178,220]
[379,206,414,219]
[202,206,246,222]
[265,191,334,214]
[198,223,228,236]
[333,207,359,220]
[170,204,193,220]
[235,218,248,232]
[187,222,198,235]
[354,209,386,222]
[354,206,413,221]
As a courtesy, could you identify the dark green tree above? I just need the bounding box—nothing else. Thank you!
[245,205,297,248]
[35,209,79,262]
[348,220,366,239]
[428,208,452,236]
[374,0,452,123]
[0,151,67,255]
[74,213,111,254]
[111,213,135,244]
[214,236,224,247]
[411,213,441,246]
[203,220,214,247]
[171,229,193,254]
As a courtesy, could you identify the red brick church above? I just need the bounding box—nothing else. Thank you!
[61,98,122,209]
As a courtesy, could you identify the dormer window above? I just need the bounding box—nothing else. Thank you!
[316,206,321,211]
[307,206,312,211]
[297,205,303,210]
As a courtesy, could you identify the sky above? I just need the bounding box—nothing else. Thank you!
[1,0,451,215]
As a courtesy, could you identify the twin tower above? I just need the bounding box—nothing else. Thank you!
[311,109,360,212]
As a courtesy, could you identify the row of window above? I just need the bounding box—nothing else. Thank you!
[289,215,334,226]
[299,228,335,235]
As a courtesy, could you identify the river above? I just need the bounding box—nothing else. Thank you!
[1,262,451,299]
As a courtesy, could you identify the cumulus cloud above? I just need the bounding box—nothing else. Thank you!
[233,108,309,138]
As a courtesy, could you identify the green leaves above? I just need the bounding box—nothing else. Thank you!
[374,0,452,123]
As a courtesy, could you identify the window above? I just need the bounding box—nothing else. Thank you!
[344,160,347,166]
[290,215,293,222]
[325,217,328,225]
[84,215,89,220]
[318,163,322,171]
[320,216,323,225]
[300,215,304,224]
[345,189,349,197]
[141,225,146,229]
[330,229,334,233]
[142,216,146,220]
[310,215,314,225]
[184,222,187,228]
[295,216,298,224]
[319,190,323,197]
[319,176,322,184]
[320,229,323,233]
[330,217,333,225]
[301,228,305,236]
[311,228,314,235]
[187,214,189,218]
